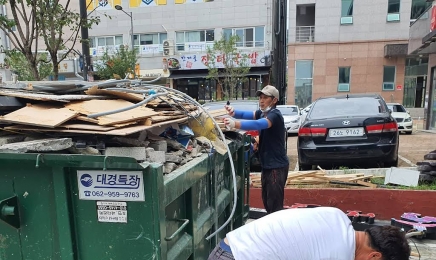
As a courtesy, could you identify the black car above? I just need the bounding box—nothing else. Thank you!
[297,94,399,170]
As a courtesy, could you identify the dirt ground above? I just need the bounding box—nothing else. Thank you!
[286,130,436,170]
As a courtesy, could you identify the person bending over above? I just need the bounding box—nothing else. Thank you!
[208,207,410,260]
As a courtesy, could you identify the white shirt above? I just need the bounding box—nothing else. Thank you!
[226,207,355,260]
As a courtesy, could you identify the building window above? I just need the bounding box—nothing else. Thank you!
[338,67,351,92]
[223,26,265,47]
[175,30,215,51]
[383,66,396,91]
[410,0,431,20]
[341,0,353,24]
[133,33,167,46]
[295,60,313,108]
[90,36,124,47]
[387,0,400,22]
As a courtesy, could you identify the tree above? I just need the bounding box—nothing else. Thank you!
[94,45,138,80]
[0,0,100,80]
[206,34,250,100]
[4,49,52,80]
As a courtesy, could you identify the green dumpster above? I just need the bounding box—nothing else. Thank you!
[0,136,250,259]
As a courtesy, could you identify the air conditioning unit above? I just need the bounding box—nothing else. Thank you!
[338,83,350,92]
[163,40,174,56]
[383,83,395,91]
[340,17,353,25]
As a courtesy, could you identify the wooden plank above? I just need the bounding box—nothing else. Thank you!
[349,175,373,181]
[4,116,189,136]
[0,104,78,128]
[59,123,116,132]
[85,86,144,102]
[64,99,159,126]
[76,115,99,124]
[150,115,186,123]
[0,89,107,102]
[75,116,139,128]
[355,181,377,188]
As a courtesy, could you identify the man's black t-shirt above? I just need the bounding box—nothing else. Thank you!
[255,108,289,170]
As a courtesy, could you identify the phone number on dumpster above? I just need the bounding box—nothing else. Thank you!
[77,170,145,201]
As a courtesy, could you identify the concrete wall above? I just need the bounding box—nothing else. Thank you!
[89,0,273,70]
[289,0,412,43]
[408,7,432,54]
[287,40,407,105]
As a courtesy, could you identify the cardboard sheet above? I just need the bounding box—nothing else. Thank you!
[64,99,159,126]
[0,104,78,128]
[4,117,189,136]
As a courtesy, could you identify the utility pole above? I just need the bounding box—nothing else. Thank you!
[272,0,288,105]
[79,0,90,81]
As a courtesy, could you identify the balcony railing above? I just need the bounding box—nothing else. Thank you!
[296,26,315,43]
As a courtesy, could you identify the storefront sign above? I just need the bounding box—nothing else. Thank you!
[167,50,271,70]
[396,85,402,90]
[431,5,436,31]
[139,69,169,78]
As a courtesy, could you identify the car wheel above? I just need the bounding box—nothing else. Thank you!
[299,163,312,171]
[406,131,412,135]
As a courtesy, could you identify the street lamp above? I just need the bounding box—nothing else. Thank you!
[115,5,134,51]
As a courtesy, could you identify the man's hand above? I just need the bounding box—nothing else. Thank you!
[224,105,235,117]
[223,118,236,129]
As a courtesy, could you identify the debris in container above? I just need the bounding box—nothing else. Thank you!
[0,79,241,174]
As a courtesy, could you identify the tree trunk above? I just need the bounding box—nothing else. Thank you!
[25,53,40,81]
[51,53,59,81]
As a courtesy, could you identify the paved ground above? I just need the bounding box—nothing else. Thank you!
[410,238,436,260]
[284,129,436,258]
[286,130,436,171]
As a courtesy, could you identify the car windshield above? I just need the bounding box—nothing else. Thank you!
[278,107,299,115]
[387,104,407,113]
[310,98,386,119]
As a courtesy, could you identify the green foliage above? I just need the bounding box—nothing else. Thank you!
[4,50,52,81]
[94,46,138,80]
[0,0,100,80]
[206,34,250,99]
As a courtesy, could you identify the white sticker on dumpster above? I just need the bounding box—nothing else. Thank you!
[96,201,127,223]
[77,170,145,201]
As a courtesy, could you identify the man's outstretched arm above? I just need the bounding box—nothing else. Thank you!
[224,118,271,130]
[225,105,255,120]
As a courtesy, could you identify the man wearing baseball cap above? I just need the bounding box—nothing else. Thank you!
[224,85,289,214]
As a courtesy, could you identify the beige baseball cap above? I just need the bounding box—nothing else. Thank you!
[256,85,279,99]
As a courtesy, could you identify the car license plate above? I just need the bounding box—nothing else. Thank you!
[329,127,364,137]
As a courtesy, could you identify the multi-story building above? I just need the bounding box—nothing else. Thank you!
[287,0,430,110]
[86,0,274,101]
[409,1,436,130]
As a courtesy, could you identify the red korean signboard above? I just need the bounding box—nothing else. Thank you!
[431,5,436,31]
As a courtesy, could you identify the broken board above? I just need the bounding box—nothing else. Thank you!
[59,123,116,132]
[0,89,107,102]
[3,117,189,136]
[64,99,159,126]
[85,86,144,102]
[0,104,78,128]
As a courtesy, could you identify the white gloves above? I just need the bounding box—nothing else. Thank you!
[224,105,235,117]
[223,118,236,129]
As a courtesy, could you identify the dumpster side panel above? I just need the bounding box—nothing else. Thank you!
[70,167,160,260]
[0,175,23,260]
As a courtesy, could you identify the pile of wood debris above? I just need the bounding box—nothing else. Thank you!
[251,170,378,189]
[0,83,198,136]
[0,80,230,174]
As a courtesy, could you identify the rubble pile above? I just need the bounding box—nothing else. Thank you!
[0,80,229,174]
[417,150,436,182]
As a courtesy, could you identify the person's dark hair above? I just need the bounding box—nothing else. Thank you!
[365,226,410,260]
